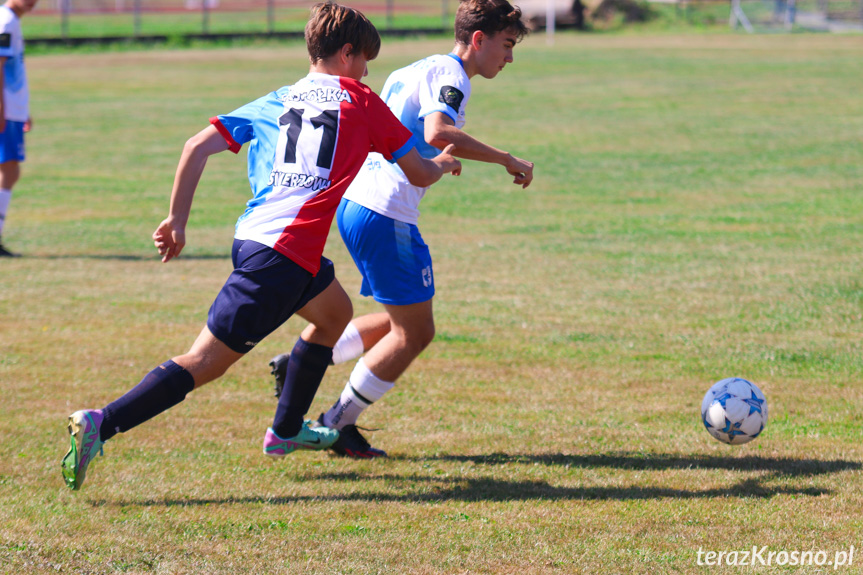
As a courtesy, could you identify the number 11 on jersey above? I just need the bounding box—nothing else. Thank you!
[278,107,339,170]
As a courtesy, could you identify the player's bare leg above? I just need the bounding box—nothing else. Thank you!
[362,300,434,383]
[296,279,354,348]
[329,311,392,365]
[352,312,392,350]
[318,299,434,457]
[172,326,245,389]
[0,160,21,256]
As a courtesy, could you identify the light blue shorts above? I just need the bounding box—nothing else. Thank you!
[0,121,25,163]
[337,198,434,306]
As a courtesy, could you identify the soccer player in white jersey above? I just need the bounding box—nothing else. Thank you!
[0,0,36,257]
[272,0,533,458]
[59,2,461,491]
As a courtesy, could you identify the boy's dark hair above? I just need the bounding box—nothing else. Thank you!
[454,0,528,45]
[305,2,381,63]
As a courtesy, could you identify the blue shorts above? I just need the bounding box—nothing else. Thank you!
[207,239,335,353]
[337,198,434,306]
[0,121,25,163]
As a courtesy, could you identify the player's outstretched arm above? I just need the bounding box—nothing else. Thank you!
[424,112,534,189]
[153,125,229,263]
[395,145,462,188]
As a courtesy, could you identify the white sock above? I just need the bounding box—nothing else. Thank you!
[323,358,395,429]
[331,321,364,365]
[0,189,11,236]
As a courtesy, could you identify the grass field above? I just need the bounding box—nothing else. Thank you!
[24,0,452,40]
[2,31,863,573]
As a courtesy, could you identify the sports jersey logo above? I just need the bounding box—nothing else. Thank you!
[283,87,352,104]
[0,34,9,49]
[438,86,464,114]
[422,265,433,288]
[268,170,331,191]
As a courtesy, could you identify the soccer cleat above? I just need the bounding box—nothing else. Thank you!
[269,351,335,398]
[61,409,105,491]
[263,421,339,457]
[317,415,387,459]
[268,353,289,398]
[0,241,19,257]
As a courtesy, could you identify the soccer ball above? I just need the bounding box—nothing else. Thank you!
[701,378,768,445]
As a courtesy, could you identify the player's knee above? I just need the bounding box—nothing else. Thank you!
[173,353,228,387]
[330,299,354,335]
[419,322,435,350]
[399,321,434,356]
[0,162,20,189]
[303,303,353,346]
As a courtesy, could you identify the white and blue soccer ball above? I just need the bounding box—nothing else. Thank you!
[701,378,768,445]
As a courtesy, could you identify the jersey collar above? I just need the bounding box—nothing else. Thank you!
[446,53,465,70]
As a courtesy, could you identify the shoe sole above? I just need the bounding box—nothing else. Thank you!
[331,440,388,459]
[264,439,338,458]
[61,413,91,490]
[264,426,339,458]
[265,441,310,457]
[328,430,387,459]
[333,448,388,459]
[269,355,288,398]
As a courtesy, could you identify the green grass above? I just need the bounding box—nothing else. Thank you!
[2,32,863,573]
[24,2,452,40]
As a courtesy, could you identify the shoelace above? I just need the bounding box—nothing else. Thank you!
[344,424,382,448]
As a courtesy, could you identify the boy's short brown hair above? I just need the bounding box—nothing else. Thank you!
[305,2,381,63]
[454,0,528,45]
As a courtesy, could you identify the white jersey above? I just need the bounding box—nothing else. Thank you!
[343,53,471,225]
[0,5,28,122]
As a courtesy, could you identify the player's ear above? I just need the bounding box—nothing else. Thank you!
[341,43,354,63]
[470,30,484,51]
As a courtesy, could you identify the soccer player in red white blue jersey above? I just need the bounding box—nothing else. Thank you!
[60,2,461,491]
[273,0,534,459]
[212,74,418,275]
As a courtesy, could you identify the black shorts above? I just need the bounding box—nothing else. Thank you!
[207,239,335,354]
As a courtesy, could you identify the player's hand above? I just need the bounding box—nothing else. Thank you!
[436,144,462,176]
[505,154,534,188]
[23,117,32,133]
[152,218,186,263]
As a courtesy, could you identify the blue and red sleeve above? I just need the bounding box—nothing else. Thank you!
[209,117,242,154]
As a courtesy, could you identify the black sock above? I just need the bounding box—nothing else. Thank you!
[271,338,332,438]
[100,360,195,442]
